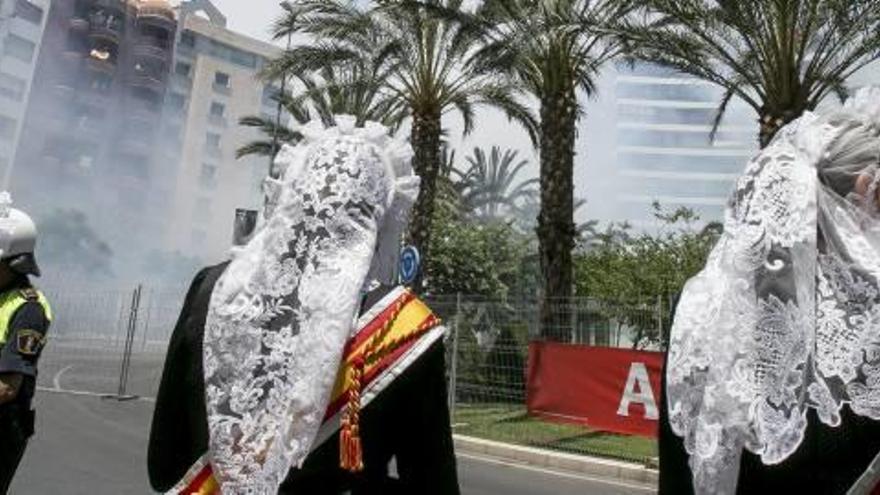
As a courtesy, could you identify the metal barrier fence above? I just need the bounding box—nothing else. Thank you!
[37,284,185,399]
[35,284,661,463]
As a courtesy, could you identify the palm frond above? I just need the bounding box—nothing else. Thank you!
[618,0,880,144]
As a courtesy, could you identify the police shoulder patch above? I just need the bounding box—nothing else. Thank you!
[19,288,38,302]
[16,329,45,356]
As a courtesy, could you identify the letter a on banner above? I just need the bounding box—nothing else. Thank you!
[616,362,659,420]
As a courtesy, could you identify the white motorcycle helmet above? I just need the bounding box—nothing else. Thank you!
[0,192,40,277]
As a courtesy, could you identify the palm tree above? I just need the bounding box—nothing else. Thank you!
[236,65,404,160]
[435,141,468,217]
[619,1,880,147]
[265,0,538,289]
[460,146,537,221]
[515,193,596,241]
[467,0,630,339]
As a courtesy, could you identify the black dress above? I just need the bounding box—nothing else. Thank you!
[658,349,880,494]
[147,263,460,495]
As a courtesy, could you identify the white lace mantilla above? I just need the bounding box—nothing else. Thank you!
[202,118,417,493]
[668,87,880,494]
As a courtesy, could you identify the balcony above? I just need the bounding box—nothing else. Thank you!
[132,42,169,61]
[129,74,165,92]
[85,55,116,75]
[137,5,176,31]
[88,12,123,43]
[89,26,121,44]
[62,43,87,61]
[93,0,127,12]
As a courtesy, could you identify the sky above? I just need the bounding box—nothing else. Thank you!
[209,0,286,43]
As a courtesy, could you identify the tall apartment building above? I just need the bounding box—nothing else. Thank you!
[164,0,281,261]
[9,0,281,275]
[13,0,177,271]
[580,63,757,228]
[0,0,48,187]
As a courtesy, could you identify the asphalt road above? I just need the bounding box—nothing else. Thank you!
[8,392,655,495]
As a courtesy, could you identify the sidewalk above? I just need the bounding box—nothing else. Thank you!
[453,434,659,486]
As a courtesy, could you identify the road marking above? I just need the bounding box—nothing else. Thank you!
[37,387,111,398]
[457,452,657,493]
[36,386,156,403]
[52,365,73,390]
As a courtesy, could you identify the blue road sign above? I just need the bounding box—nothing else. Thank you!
[399,245,420,285]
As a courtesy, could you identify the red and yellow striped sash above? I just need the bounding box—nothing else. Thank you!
[175,288,441,494]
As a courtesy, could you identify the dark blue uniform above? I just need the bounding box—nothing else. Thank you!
[0,281,50,494]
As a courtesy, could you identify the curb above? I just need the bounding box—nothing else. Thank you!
[453,434,658,486]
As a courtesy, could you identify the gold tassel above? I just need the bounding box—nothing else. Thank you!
[338,292,441,473]
[340,358,365,473]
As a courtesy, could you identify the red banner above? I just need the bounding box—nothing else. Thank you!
[526,342,663,438]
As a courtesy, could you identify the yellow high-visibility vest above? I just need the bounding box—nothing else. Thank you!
[0,288,52,346]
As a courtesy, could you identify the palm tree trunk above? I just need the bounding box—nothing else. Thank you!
[538,88,578,342]
[407,108,442,292]
[758,107,801,148]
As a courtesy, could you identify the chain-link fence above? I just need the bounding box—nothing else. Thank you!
[37,284,185,398]
[35,284,661,463]
[431,295,661,465]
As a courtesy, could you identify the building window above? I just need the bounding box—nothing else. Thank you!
[180,31,196,49]
[174,62,191,77]
[199,163,218,188]
[205,133,221,156]
[14,0,43,25]
[206,132,221,148]
[214,72,230,87]
[213,71,230,93]
[208,39,258,69]
[618,129,751,149]
[4,34,35,63]
[138,24,171,50]
[262,85,282,107]
[617,82,717,102]
[0,72,26,101]
[0,116,16,141]
[209,102,225,118]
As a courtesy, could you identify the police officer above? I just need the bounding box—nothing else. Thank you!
[0,196,51,494]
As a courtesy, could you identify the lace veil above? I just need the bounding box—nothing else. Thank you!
[667,87,880,494]
[201,117,418,493]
